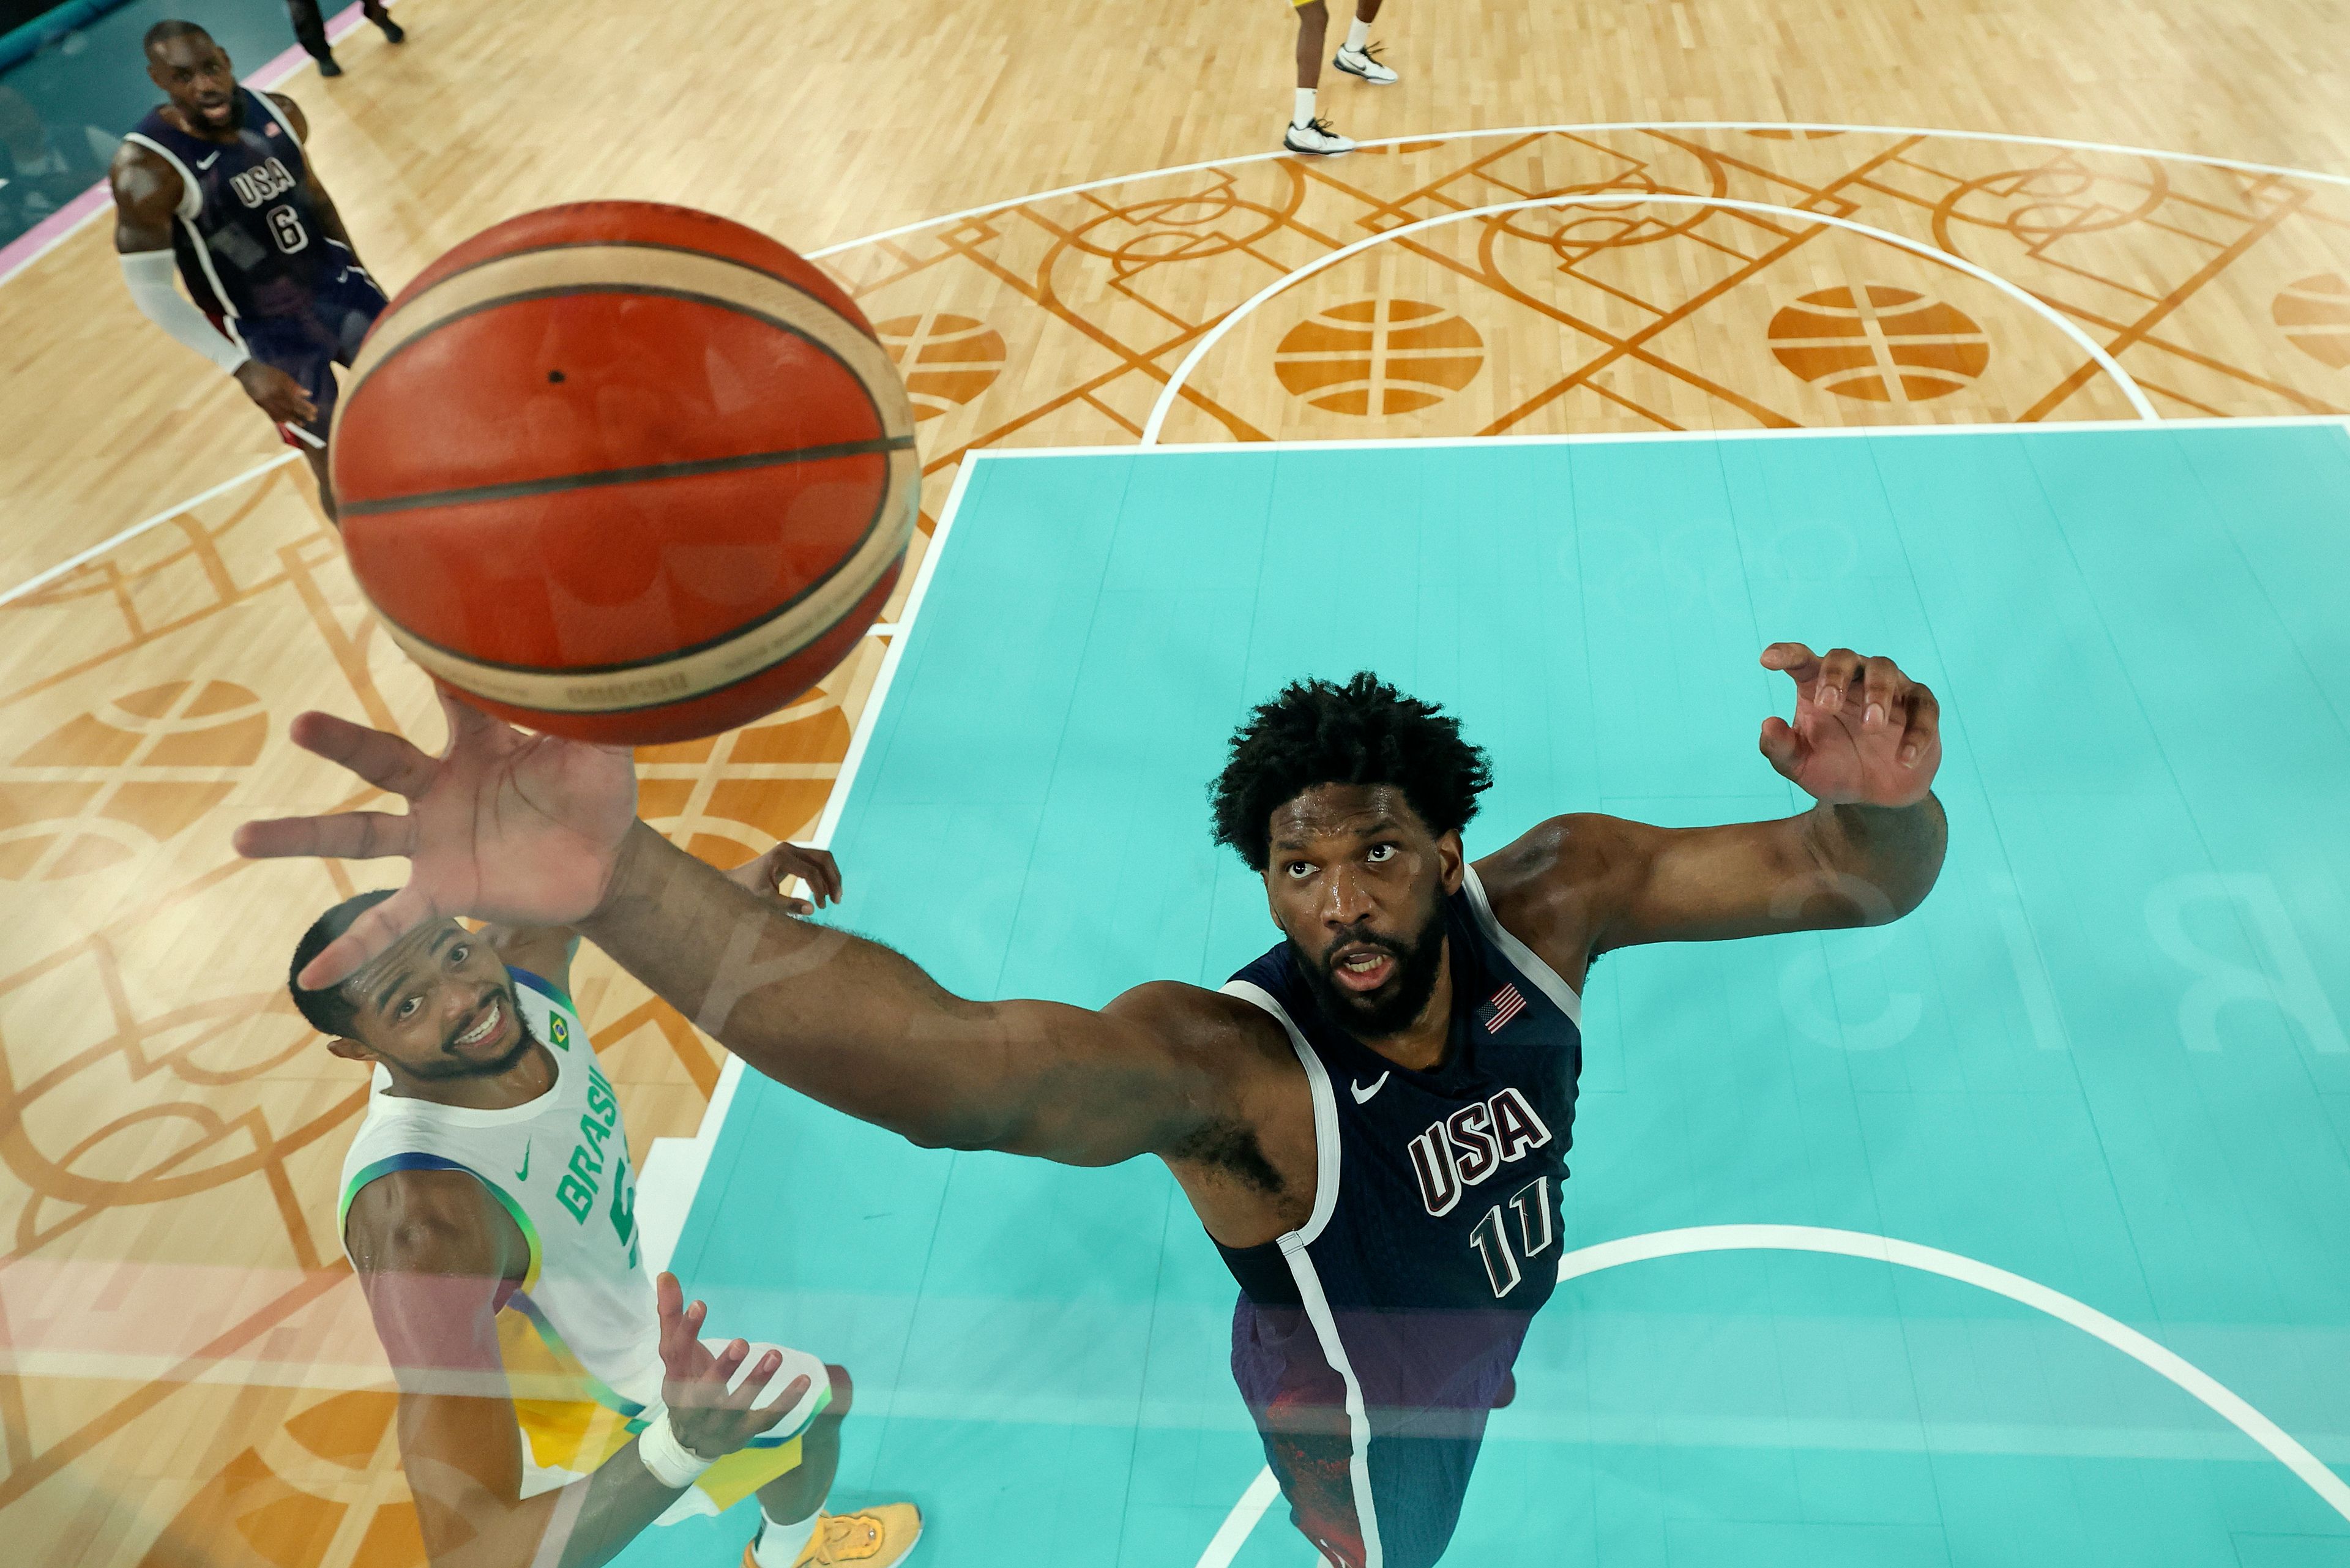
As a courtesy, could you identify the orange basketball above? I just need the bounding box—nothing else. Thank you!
[330,201,919,745]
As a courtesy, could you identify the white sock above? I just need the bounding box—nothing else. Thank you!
[752,1509,818,1567]
[1345,18,1371,53]
[1293,88,1318,127]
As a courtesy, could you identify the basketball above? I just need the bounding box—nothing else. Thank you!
[328,200,919,745]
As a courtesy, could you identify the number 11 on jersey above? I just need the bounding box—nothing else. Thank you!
[1468,1175,1556,1297]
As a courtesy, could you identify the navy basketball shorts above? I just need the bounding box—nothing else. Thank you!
[1231,1296,1510,1568]
[215,244,389,449]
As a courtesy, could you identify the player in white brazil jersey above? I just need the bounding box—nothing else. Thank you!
[299,838,919,1568]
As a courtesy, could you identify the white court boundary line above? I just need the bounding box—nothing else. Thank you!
[805,118,2350,263]
[637,452,989,1263]
[977,412,2350,460]
[0,450,299,609]
[1193,1224,2350,1567]
[6,116,2343,293]
[16,117,2345,602]
[1140,193,2160,442]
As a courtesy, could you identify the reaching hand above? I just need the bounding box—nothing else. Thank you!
[235,359,319,427]
[653,1272,805,1462]
[723,842,843,916]
[1757,643,1942,808]
[233,693,640,988]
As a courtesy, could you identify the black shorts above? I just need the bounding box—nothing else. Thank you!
[209,242,388,448]
[1232,1295,1520,1568]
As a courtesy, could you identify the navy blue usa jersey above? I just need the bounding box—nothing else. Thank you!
[124,87,335,323]
[1215,865,1583,1568]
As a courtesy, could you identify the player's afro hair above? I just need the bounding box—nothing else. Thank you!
[288,889,397,1037]
[1209,673,1492,872]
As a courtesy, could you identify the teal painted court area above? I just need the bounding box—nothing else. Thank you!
[638,422,2350,1568]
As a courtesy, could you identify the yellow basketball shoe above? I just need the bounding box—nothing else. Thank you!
[741,1504,923,1567]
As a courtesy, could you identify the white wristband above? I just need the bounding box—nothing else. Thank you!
[636,1412,715,1490]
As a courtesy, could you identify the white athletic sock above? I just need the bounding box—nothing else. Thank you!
[1293,88,1318,127]
[752,1509,818,1567]
[1345,18,1372,53]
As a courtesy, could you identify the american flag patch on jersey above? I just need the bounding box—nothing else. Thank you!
[1483,984,1527,1033]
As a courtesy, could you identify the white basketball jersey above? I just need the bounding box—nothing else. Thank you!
[338,969,662,1430]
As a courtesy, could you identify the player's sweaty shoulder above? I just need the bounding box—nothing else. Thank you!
[1104,978,1294,1080]
[108,137,182,223]
[343,1165,524,1283]
[1474,812,1639,976]
[1113,983,1315,1236]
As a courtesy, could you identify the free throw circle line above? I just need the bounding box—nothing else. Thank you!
[1194,1223,2350,1566]
[1140,193,2158,444]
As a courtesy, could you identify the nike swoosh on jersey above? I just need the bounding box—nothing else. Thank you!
[1351,1072,1390,1103]
[514,1145,531,1181]
[196,151,220,168]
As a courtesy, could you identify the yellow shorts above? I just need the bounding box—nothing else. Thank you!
[517,1394,805,1515]
[503,1318,829,1520]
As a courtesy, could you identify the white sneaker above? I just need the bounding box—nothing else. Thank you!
[1284,116,1356,156]
[1332,43,1398,84]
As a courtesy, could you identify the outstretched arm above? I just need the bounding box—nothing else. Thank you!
[481,841,843,1002]
[579,824,1224,1160]
[236,696,1226,1166]
[1486,643,1948,978]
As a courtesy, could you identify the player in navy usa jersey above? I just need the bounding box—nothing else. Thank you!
[243,644,1950,1567]
[108,20,387,523]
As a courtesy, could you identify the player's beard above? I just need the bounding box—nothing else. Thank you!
[1292,892,1450,1042]
[416,993,539,1080]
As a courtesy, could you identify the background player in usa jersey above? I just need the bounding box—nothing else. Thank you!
[241,643,1948,1567]
[108,20,386,521]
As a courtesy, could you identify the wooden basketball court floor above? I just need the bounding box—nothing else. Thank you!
[3,0,2350,1562]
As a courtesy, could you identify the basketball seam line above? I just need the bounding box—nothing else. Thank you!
[340,433,917,516]
[363,444,917,681]
[473,562,906,715]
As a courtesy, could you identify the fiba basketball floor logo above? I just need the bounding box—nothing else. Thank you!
[1768,284,1990,403]
[875,312,1008,419]
[2273,273,2350,369]
[136,1389,425,1568]
[0,679,266,881]
[1272,298,1485,416]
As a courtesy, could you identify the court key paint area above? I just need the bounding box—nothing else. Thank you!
[647,422,2350,1568]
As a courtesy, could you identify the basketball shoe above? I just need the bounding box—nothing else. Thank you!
[1332,42,1398,84]
[1285,117,1357,156]
[744,1504,922,1566]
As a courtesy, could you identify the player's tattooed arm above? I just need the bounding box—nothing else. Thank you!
[348,1172,795,1568]
[1481,643,1947,982]
[267,91,367,268]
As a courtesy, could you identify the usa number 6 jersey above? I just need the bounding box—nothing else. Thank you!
[1214,865,1583,1568]
[124,86,334,323]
